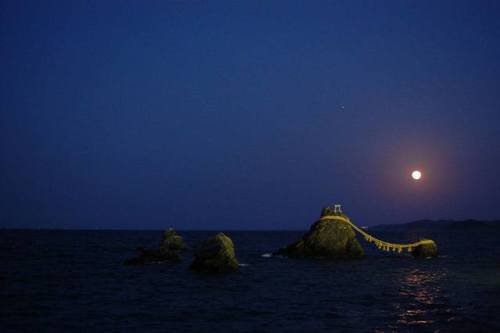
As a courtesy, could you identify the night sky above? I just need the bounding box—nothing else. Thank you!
[1,1,499,230]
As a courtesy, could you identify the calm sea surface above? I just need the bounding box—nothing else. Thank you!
[1,228,499,332]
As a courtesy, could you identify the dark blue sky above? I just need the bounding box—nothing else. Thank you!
[1,1,499,230]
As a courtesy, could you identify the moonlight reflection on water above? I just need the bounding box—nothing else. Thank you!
[397,269,452,327]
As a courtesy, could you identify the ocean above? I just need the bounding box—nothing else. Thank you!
[1,227,499,332]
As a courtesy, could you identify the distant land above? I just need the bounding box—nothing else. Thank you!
[0,219,499,232]
[371,219,500,232]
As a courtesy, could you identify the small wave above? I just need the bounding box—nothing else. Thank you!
[261,253,272,258]
[238,263,249,267]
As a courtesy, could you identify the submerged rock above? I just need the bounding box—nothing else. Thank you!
[411,239,438,258]
[190,233,239,273]
[124,228,185,265]
[276,208,364,259]
[123,247,181,265]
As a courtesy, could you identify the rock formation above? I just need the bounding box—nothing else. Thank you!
[411,239,438,258]
[190,233,239,273]
[160,228,185,252]
[124,228,185,265]
[276,207,364,259]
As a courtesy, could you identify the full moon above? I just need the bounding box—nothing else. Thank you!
[411,170,422,180]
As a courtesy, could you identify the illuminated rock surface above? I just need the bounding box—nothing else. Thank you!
[190,233,239,273]
[277,208,364,259]
[411,239,438,258]
[124,228,185,265]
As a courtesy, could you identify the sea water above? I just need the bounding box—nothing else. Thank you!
[1,228,499,332]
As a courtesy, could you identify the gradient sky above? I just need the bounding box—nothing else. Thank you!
[1,1,499,230]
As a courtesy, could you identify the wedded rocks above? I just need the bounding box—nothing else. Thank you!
[276,210,364,259]
[124,228,185,265]
[411,239,438,258]
[190,233,239,273]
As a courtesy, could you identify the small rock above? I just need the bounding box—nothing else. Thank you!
[411,239,438,258]
[190,233,239,273]
[160,228,186,252]
[124,228,185,265]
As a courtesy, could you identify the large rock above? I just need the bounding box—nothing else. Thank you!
[411,239,438,258]
[124,228,185,265]
[277,208,364,259]
[190,233,239,273]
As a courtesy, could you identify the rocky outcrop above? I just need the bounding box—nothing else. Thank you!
[160,228,185,252]
[124,228,185,265]
[190,233,239,273]
[124,247,181,265]
[276,208,364,259]
[411,239,438,258]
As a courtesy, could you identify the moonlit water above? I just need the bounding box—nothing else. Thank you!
[1,228,499,332]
